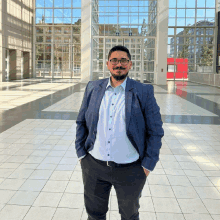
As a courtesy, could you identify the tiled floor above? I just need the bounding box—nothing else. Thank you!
[0,79,220,220]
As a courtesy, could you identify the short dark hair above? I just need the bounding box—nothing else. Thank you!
[108,45,131,61]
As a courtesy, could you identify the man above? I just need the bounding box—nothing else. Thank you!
[75,45,164,220]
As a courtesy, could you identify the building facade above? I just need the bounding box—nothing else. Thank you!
[0,0,34,82]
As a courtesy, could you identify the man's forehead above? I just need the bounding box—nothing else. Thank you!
[109,51,129,58]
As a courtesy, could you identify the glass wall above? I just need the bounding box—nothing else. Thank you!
[168,0,216,74]
[91,0,157,83]
[35,0,81,78]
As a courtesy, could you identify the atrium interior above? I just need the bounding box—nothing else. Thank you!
[0,0,220,220]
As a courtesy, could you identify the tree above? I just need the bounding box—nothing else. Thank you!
[199,37,213,67]
[199,45,213,66]
[178,27,190,59]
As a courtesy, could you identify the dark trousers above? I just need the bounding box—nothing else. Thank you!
[81,153,147,220]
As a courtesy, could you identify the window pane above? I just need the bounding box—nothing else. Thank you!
[73,0,81,7]
[45,0,53,7]
[177,18,185,26]
[197,0,205,8]
[36,9,44,17]
[206,28,214,35]
[36,0,44,7]
[186,18,195,26]
[36,27,43,34]
[54,0,63,7]
[168,28,175,35]
[54,9,63,17]
[177,9,185,17]
[169,18,176,26]
[206,0,215,8]
[45,27,52,34]
[206,9,215,18]
[169,0,176,8]
[186,9,195,17]
[177,0,186,8]
[197,9,205,17]
[169,9,176,17]
[64,0,71,7]
[45,18,52,23]
[36,36,43,42]
[45,9,52,17]
[186,0,195,8]
[72,9,81,17]
[64,9,71,17]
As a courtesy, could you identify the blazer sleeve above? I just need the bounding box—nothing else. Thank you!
[75,82,90,158]
[141,84,164,171]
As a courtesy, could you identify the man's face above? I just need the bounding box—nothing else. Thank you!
[106,51,132,81]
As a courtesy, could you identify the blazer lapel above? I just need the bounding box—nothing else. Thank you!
[89,79,109,127]
[125,77,135,134]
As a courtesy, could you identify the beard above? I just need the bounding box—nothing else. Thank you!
[110,68,129,81]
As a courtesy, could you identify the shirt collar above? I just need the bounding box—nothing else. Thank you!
[106,76,127,91]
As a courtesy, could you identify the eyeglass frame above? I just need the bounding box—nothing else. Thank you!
[109,58,130,65]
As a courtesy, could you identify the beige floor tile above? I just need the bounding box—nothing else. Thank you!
[42,180,69,193]
[33,192,63,207]
[194,186,220,199]
[52,208,83,220]
[0,178,26,190]
[8,191,39,206]
[0,162,21,169]
[202,199,220,214]
[183,170,206,177]
[149,185,175,198]
[184,213,213,220]
[172,186,199,199]
[49,171,73,181]
[0,190,17,204]
[203,171,220,177]
[164,169,186,176]
[8,169,34,179]
[29,170,53,179]
[0,169,14,178]
[0,204,30,220]
[19,179,48,191]
[188,176,214,187]
[147,174,170,185]
[177,198,209,214]
[58,193,84,209]
[212,215,220,220]
[139,197,155,212]
[70,170,83,181]
[156,213,185,220]
[152,197,181,213]
[208,177,220,187]
[65,181,84,193]
[23,207,56,220]
[167,175,192,186]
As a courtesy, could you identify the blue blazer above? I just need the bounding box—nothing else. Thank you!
[75,76,164,171]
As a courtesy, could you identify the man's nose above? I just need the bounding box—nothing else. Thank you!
[116,61,122,66]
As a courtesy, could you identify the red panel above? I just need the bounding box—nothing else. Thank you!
[167,58,188,79]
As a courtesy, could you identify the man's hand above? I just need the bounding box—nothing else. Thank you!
[143,167,150,177]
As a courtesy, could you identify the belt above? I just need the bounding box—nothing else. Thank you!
[89,154,141,168]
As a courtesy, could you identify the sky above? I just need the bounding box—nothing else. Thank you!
[36,0,216,26]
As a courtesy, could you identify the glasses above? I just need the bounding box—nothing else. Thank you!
[109,58,130,65]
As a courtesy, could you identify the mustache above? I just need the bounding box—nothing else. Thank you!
[113,67,126,70]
